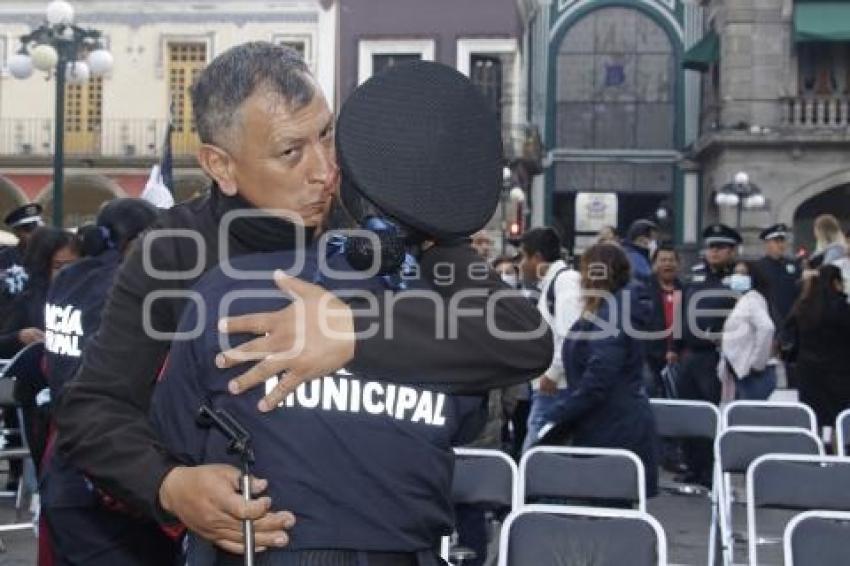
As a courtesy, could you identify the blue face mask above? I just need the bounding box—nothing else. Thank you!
[729,274,752,293]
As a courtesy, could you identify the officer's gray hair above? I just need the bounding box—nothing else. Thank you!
[191,41,316,149]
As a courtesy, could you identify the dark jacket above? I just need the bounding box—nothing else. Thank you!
[42,249,122,509]
[55,187,553,520]
[645,276,684,374]
[152,248,487,555]
[682,261,736,352]
[787,292,850,428]
[543,285,658,496]
[623,242,652,287]
[0,276,48,358]
[755,255,800,326]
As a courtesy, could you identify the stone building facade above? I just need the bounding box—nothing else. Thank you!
[690,0,850,253]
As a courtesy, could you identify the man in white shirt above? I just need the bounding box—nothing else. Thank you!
[518,228,583,452]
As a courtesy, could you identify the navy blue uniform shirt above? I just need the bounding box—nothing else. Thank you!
[42,249,122,508]
[151,245,487,555]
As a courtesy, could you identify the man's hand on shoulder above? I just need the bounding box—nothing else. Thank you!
[215,270,356,412]
[159,464,295,554]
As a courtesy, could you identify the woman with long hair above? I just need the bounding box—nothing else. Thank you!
[539,242,658,495]
[786,264,850,430]
[718,261,777,401]
[812,214,847,266]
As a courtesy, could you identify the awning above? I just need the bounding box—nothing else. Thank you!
[682,31,719,72]
[794,1,850,43]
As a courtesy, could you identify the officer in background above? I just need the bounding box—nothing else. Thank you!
[755,223,801,388]
[678,224,740,486]
[756,223,799,323]
[0,203,44,271]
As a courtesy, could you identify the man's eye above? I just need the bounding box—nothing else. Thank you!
[280,147,300,158]
[321,126,334,139]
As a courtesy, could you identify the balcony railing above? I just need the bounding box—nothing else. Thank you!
[0,118,201,158]
[783,97,850,128]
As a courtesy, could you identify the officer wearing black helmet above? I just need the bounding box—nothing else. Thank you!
[677,223,740,486]
[152,61,525,565]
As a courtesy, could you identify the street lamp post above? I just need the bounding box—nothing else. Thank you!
[714,171,766,229]
[8,1,113,227]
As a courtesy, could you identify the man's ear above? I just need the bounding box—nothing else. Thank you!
[197,144,237,195]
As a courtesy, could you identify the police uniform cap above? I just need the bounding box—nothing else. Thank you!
[336,60,502,240]
[759,223,789,241]
[4,203,43,229]
[702,223,741,247]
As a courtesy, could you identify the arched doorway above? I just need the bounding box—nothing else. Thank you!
[0,177,30,227]
[793,184,850,253]
[547,3,683,250]
[37,174,125,227]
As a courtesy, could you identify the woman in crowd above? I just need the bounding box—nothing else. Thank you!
[811,214,847,267]
[39,199,173,566]
[540,242,658,496]
[786,264,850,431]
[718,261,777,401]
[0,226,79,358]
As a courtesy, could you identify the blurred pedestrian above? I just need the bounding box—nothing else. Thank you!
[810,214,850,294]
[645,242,683,397]
[785,264,850,430]
[622,219,659,287]
[596,225,619,244]
[539,242,659,496]
[718,261,777,402]
[471,229,495,261]
[518,227,582,453]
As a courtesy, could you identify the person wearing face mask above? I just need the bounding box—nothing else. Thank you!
[623,219,659,287]
[717,261,777,402]
[493,255,519,289]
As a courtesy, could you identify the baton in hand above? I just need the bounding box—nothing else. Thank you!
[197,404,256,566]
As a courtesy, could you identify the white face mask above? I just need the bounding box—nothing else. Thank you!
[728,273,752,293]
[648,239,659,258]
[500,273,518,288]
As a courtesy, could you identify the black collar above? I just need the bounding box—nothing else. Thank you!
[210,184,317,253]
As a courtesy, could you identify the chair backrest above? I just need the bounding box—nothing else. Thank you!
[519,446,646,511]
[452,448,519,511]
[748,455,850,566]
[715,426,823,475]
[784,510,850,566]
[650,399,719,440]
[497,504,666,566]
[723,401,817,434]
[836,409,850,457]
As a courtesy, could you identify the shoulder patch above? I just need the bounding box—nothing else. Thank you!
[786,263,796,275]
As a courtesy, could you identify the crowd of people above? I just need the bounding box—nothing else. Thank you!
[0,40,845,566]
[472,212,850,501]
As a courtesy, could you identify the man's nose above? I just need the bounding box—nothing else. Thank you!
[307,142,337,186]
